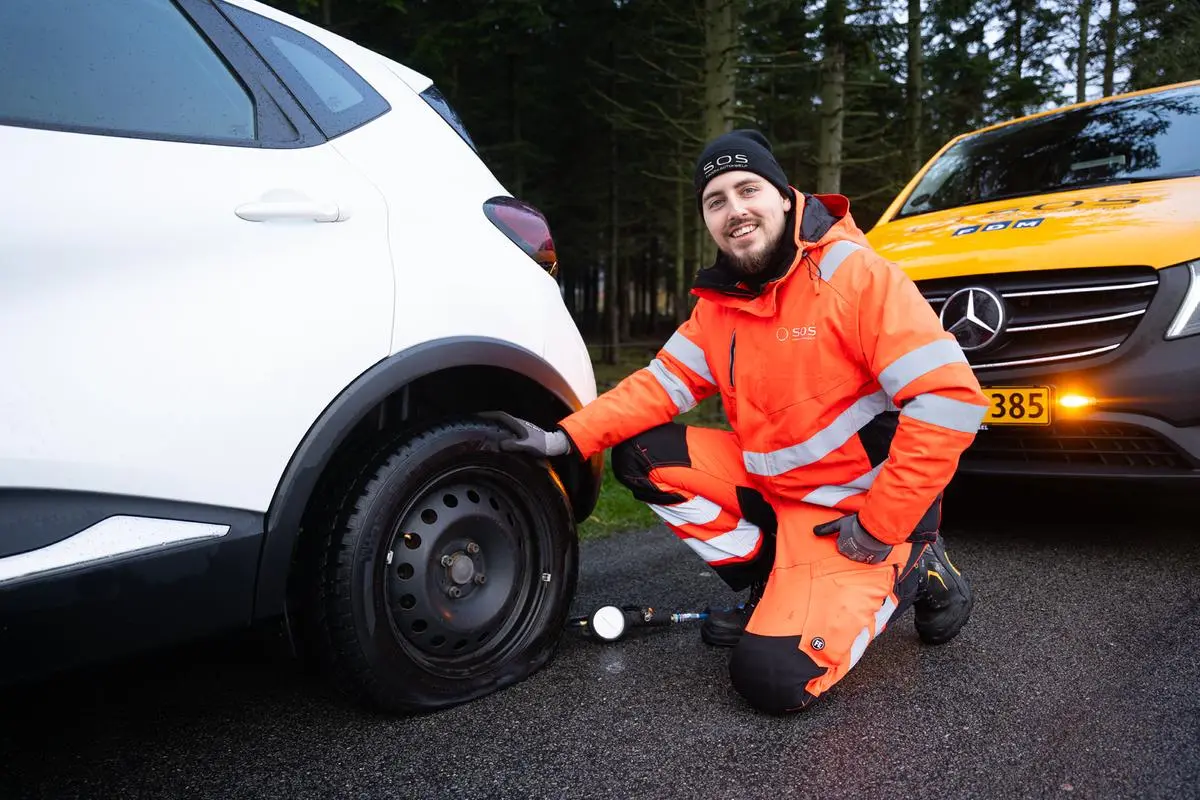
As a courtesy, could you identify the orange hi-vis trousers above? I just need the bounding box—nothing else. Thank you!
[612,422,924,713]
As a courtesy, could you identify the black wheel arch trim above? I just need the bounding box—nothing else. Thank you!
[255,336,602,620]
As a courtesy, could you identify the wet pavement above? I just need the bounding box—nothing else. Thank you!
[2,478,1197,799]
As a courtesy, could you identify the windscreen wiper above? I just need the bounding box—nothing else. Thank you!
[969,170,1200,205]
[895,169,1200,220]
[1057,169,1200,190]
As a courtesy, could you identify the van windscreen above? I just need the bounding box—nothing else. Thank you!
[896,84,1200,219]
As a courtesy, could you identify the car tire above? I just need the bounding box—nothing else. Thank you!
[307,417,578,713]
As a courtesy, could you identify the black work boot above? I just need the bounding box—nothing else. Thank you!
[700,579,766,648]
[914,535,974,645]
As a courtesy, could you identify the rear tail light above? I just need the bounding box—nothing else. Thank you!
[483,196,559,277]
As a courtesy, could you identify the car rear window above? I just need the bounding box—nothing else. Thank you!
[896,83,1200,219]
[217,1,389,140]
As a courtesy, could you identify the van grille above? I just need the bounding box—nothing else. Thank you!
[965,421,1194,470]
[918,266,1158,369]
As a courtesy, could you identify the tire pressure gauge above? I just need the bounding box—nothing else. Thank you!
[587,605,629,642]
[569,604,710,643]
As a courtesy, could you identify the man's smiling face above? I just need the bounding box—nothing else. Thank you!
[701,171,792,276]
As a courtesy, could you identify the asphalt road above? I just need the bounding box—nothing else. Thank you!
[2,478,1197,799]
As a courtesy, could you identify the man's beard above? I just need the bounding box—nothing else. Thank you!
[723,230,786,277]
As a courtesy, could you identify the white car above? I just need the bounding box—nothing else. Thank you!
[0,0,601,713]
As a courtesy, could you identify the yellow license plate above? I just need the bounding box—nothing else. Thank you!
[982,387,1052,425]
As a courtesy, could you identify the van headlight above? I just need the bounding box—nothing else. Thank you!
[1166,260,1200,339]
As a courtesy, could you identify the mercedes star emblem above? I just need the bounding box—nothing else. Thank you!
[939,287,1005,351]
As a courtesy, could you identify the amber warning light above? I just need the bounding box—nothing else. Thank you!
[1058,394,1096,409]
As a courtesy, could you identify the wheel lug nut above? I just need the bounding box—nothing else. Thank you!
[474,574,487,585]
[441,555,454,567]
[448,586,462,598]
[466,542,480,555]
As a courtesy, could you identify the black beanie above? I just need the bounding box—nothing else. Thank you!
[693,129,790,207]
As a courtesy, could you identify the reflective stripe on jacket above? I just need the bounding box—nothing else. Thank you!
[559,190,988,545]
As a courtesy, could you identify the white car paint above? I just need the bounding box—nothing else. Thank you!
[224,0,598,401]
[0,123,395,510]
[0,0,594,520]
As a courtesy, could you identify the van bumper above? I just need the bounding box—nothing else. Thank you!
[958,267,1200,480]
[960,411,1200,479]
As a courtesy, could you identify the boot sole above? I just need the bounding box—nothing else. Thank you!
[915,589,974,645]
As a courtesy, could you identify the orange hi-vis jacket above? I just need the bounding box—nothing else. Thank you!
[559,190,989,546]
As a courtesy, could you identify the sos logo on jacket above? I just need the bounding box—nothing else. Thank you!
[777,325,818,342]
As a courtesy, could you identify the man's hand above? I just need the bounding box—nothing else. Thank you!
[480,411,571,457]
[813,513,893,565]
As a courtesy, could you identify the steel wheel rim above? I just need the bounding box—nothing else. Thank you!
[382,464,550,675]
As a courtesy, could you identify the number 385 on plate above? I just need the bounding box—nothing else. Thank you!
[982,386,1051,425]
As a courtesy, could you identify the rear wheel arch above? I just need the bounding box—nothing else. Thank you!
[254,336,602,620]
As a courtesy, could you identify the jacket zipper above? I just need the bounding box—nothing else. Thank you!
[729,330,737,388]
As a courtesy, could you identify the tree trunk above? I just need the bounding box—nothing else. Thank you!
[675,161,688,325]
[585,258,598,336]
[604,42,620,365]
[1013,0,1025,84]
[647,239,659,335]
[605,189,619,365]
[694,216,708,299]
[906,0,925,175]
[704,0,737,140]
[509,53,524,198]
[322,0,332,27]
[621,255,633,341]
[817,0,847,194]
[561,258,575,319]
[1017,0,1027,88]
[696,0,733,277]
[1103,0,1119,96]
[1077,0,1094,102]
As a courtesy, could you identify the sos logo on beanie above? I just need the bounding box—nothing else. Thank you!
[694,129,791,206]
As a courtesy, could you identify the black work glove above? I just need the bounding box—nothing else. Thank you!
[479,411,571,457]
[813,513,893,565]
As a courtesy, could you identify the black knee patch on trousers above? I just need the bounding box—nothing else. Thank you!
[711,551,773,591]
[736,486,778,538]
[729,633,826,714]
[611,423,690,505]
[706,487,776,590]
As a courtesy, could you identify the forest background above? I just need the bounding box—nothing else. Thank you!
[264,0,1198,533]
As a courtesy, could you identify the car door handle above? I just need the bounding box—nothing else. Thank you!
[235,200,344,223]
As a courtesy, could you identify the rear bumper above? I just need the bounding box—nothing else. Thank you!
[959,266,1200,480]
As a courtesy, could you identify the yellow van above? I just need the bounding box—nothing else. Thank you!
[867,80,1200,479]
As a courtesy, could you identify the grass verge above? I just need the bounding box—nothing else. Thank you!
[576,342,730,541]
[577,458,657,540]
